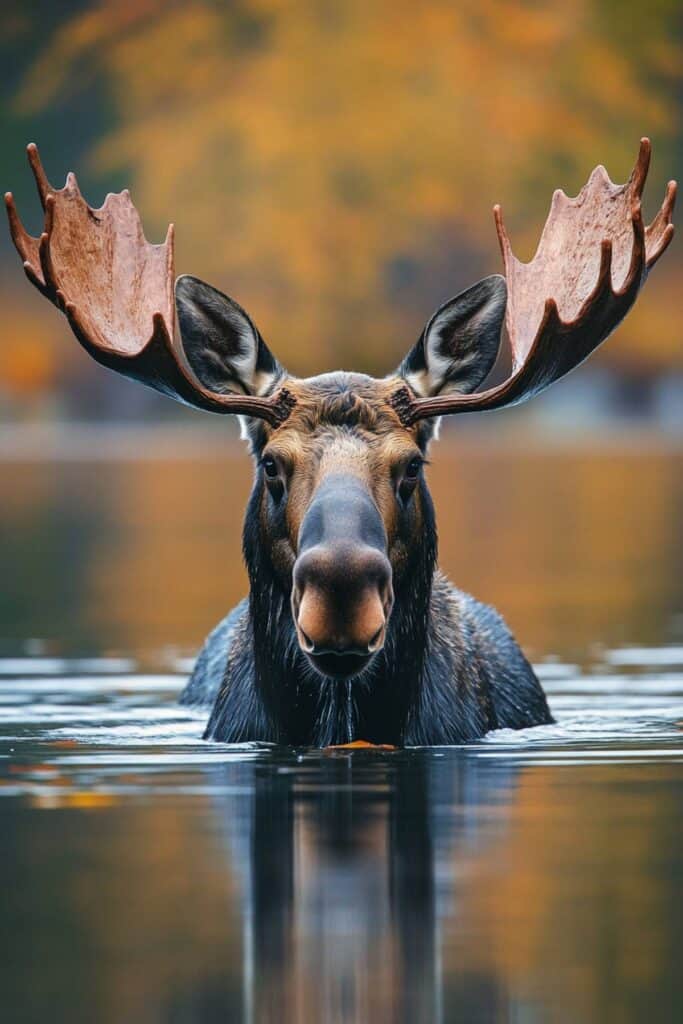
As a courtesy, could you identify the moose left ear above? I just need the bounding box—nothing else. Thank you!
[398,275,506,396]
[175,275,283,397]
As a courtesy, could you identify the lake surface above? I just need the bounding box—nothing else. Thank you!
[1,437,682,1023]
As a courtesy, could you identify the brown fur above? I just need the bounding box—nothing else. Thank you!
[258,372,424,581]
[182,370,553,745]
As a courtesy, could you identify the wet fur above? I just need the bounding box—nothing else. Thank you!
[184,576,553,745]
[181,377,552,745]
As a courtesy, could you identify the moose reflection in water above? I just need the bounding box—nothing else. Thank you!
[5,140,676,745]
[208,752,512,1023]
[5,736,682,1024]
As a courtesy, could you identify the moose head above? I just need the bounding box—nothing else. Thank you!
[5,142,676,697]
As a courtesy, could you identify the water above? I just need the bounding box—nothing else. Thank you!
[1,440,682,1023]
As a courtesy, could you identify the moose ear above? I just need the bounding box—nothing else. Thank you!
[175,275,283,397]
[398,275,506,396]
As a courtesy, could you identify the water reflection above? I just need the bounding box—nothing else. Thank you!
[1,440,682,660]
[3,724,683,1023]
[1,439,682,1022]
[219,751,498,1023]
[223,753,683,1023]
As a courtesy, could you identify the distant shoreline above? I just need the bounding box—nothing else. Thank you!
[0,422,681,461]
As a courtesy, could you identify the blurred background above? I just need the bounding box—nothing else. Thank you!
[0,0,681,662]
[0,0,681,428]
[2,14,682,1024]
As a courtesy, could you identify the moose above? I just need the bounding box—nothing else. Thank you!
[6,141,675,746]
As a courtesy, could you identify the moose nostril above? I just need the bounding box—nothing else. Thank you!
[293,545,392,660]
[298,626,315,653]
[367,625,385,654]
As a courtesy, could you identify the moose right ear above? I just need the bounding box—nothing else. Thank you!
[175,275,283,397]
[398,275,506,397]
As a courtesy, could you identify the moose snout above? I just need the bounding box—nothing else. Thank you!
[292,543,393,676]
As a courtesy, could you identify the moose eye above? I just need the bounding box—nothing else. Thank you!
[262,456,279,479]
[405,457,423,479]
[398,456,423,504]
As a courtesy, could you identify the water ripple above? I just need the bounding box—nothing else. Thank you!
[0,653,682,801]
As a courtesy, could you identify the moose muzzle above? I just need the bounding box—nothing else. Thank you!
[292,475,393,678]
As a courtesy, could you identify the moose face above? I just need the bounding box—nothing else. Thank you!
[174,274,508,681]
[254,373,430,678]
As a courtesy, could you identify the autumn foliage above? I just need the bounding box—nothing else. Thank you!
[1,0,680,410]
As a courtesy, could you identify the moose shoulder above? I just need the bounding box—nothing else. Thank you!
[6,141,676,746]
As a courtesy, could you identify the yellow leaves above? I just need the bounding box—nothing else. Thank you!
[4,336,54,396]
[15,3,157,114]
[0,292,61,398]
[8,0,682,379]
[607,265,683,369]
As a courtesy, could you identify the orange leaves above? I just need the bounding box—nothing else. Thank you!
[0,291,61,399]
[7,0,682,386]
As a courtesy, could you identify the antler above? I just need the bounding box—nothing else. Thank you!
[392,138,676,424]
[4,144,295,426]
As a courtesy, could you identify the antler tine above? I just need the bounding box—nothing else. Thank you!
[396,139,676,425]
[38,193,59,302]
[493,203,510,254]
[4,190,49,296]
[26,141,51,210]
[630,137,651,197]
[645,178,677,270]
[5,144,296,427]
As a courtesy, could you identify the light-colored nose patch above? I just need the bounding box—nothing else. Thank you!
[296,582,387,655]
[316,433,372,482]
[286,433,375,549]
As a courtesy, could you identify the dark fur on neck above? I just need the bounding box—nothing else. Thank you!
[200,461,554,745]
[204,475,438,745]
